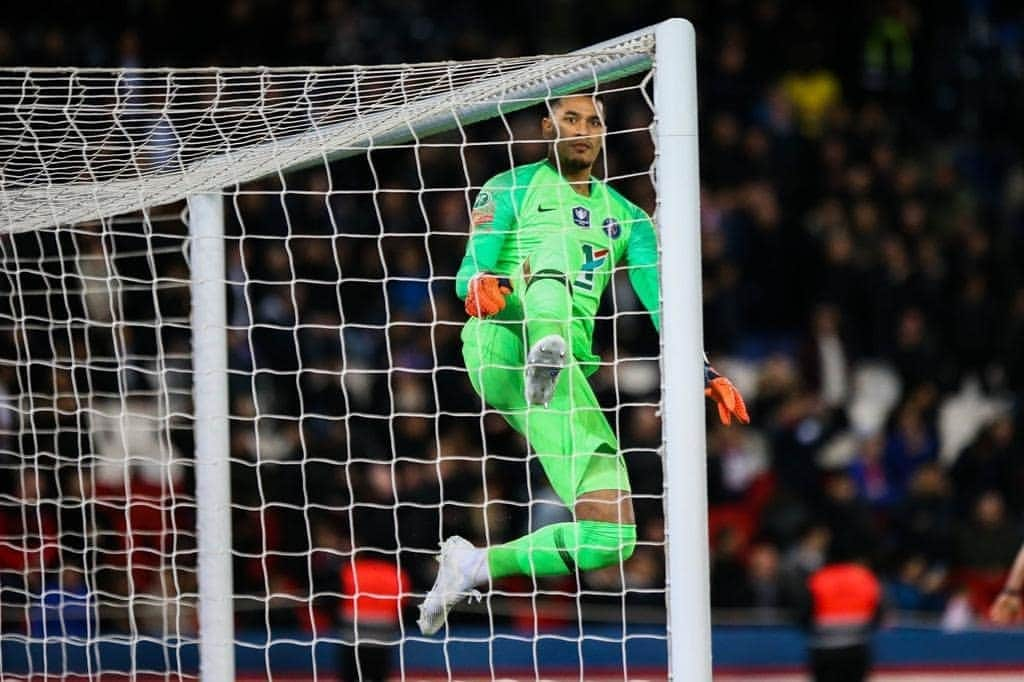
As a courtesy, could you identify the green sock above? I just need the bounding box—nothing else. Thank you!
[487,520,637,579]
[524,275,571,346]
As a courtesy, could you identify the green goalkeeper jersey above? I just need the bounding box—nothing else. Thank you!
[455,159,661,367]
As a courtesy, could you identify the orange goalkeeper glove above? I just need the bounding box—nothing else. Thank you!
[704,360,749,426]
[464,273,513,318]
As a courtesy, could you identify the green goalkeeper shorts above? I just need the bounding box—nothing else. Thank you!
[461,317,630,507]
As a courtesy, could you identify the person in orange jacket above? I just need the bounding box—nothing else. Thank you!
[797,539,883,682]
[338,548,411,682]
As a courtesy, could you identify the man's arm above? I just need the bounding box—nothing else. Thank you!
[991,542,1024,624]
[624,211,748,425]
[704,354,750,425]
[454,186,513,299]
[623,209,660,331]
[455,184,515,315]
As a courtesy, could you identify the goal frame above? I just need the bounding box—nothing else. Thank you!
[185,16,708,682]
[3,17,709,681]
[652,18,711,681]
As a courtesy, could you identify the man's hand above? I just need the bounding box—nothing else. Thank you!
[704,362,749,426]
[990,589,1022,625]
[465,273,513,318]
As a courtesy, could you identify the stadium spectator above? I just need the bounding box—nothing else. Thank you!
[711,526,751,609]
[848,432,897,508]
[28,565,96,639]
[954,492,1021,574]
[0,467,59,632]
[746,542,785,610]
[950,415,1019,516]
[892,463,955,565]
[798,539,883,682]
[338,547,411,682]
[953,491,1022,615]
[820,473,879,563]
[884,554,946,614]
[883,400,939,501]
[0,0,1022,645]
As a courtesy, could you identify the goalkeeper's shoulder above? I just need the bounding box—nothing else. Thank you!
[604,184,651,221]
[471,162,548,227]
[477,160,548,194]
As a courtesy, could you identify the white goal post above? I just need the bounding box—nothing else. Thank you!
[0,18,707,681]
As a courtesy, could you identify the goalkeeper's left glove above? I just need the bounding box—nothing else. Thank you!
[704,358,749,426]
[464,272,513,318]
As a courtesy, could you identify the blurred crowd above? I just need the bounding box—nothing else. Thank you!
[0,0,1023,642]
[697,0,1024,626]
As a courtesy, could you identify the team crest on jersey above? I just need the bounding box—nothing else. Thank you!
[602,218,621,239]
[572,206,591,228]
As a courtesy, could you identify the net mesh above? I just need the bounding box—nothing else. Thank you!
[1,31,653,233]
[0,41,665,681]
[0,216,197,678]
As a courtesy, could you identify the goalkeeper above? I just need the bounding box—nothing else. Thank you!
[418,94,748,635]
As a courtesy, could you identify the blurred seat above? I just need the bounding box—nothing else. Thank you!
[846,361,901,437]
[937,378,1012,465]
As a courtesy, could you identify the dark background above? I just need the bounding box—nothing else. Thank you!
[0,0,1022,642]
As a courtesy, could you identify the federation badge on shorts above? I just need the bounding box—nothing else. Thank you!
[602,218,621,239]
[572,206,591,228]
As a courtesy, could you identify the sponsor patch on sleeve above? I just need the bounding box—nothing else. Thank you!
[473,191,492,209]
[471,191,495,229]
[472,209,494,228]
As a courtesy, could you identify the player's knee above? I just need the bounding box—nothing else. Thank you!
[530,233,584,274]
[574,488,635,525]
[526,269,571,293]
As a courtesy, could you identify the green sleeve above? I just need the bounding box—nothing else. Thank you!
[454,182,516,300]
[625,209,661,332]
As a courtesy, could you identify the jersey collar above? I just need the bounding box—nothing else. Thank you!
[542,158,601,199]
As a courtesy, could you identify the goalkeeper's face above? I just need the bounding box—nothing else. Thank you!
[543,95,605,174]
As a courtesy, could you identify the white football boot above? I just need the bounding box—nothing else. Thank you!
[524,333,567,407]
[417,536,485,636]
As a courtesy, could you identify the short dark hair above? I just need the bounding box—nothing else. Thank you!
[545,93,605,114]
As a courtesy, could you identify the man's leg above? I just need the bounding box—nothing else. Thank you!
[339,642,358,682]
[810,645,870,682]
[418,319,528,635]
[494,229,635,574]
[357,643,392,682]
[522,231,579,406]
[486,457,635,580]
[419,288,635,634]
[465,321,635,579]
[523,231,578,346]
[575,487,635,525]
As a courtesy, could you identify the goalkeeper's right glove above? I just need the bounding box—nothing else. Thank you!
[704,359,750,426]
[464,273,513,318]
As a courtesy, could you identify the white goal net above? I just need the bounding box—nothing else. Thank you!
[0,20,705,682]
